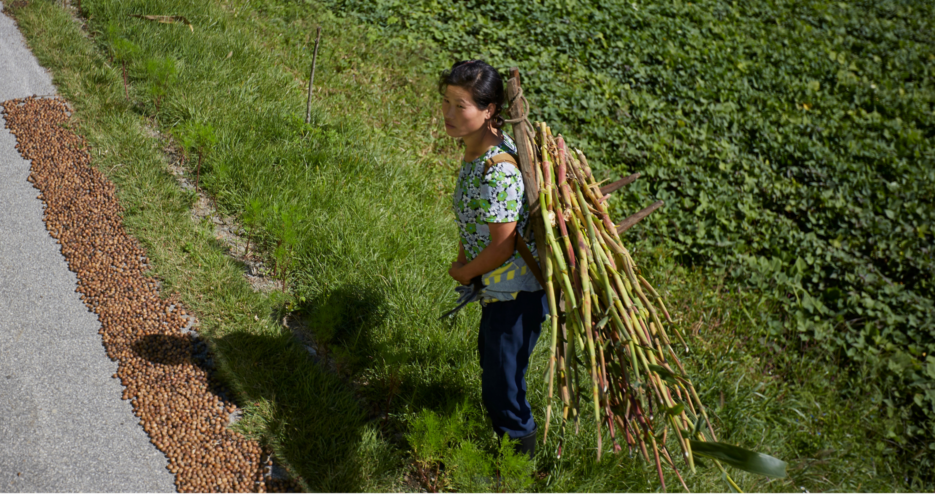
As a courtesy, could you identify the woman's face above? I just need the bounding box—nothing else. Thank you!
[442,85,493,138]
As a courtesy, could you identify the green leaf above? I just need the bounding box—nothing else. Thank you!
[647,364,679,384]
[693,415,709,439]
[665,402,685,416]
[689,440,787,478]
[595,311,611,330]
[795,257,807,276]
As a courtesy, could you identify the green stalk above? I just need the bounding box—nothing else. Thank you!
[576,180,640,352]
[634,341,694,471]
[542,241,559,444]
[570,213,632,346]
[597,225,629,258]
[554,138,580,280]
[574,149,604,203]
[566,316,582,432]
[565,292,588,355]
[575,247,603,459]
[558,328,570,457]
[649,431,667,491]
[539,136,577,311]
[568,153,617,235]
[561,181,607,452]
[638,274,673,323]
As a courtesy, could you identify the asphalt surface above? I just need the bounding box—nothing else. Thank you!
[0,3,175,492]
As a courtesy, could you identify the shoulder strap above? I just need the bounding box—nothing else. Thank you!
[515,231,546,289]
[483,152,519,175]
[482,152,545,289]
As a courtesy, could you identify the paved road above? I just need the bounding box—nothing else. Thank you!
[0,3,175,492]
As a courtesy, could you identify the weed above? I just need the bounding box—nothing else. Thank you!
[242,197,264,258]
[103,22,139,101]
[407,406,534,492]
[175,120,217,191]
[143,56,177,115]
[266,202,301,294]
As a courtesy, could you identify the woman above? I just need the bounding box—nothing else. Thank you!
[441,60,548,460]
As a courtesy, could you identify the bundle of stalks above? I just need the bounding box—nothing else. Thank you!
[502,68,785,492]
[520,123,717,491]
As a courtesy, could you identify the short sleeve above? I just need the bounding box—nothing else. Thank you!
[477,162,524,224]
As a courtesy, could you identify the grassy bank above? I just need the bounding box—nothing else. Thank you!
[326,0,935,473]
[6,0,924,491]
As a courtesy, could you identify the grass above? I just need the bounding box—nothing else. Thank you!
[6,0,925,492]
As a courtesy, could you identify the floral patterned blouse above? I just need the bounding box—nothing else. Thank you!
[452,133,541,303]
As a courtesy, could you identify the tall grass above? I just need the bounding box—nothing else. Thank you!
[8,0,921,491]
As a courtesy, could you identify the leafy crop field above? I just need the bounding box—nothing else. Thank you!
[8,0,931,492]
[328,0,935,474]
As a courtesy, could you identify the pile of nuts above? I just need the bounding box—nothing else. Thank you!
[2,97,298,493]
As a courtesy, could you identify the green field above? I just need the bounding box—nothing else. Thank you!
[9,0,933,491]
[328,0,935,465]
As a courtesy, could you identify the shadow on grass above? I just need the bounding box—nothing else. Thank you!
[303,282,387,372]
[301,280,483,423]
[212,326,372,492]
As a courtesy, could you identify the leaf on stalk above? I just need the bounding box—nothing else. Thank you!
[692,415,709,439]
[648,363,679,383]
[689,440,787,478]
[665,402,684,416]
[595,311,611,330]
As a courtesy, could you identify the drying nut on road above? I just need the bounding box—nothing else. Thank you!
[2,97,298,493]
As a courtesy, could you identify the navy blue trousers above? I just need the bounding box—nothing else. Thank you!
[478,290,549,440]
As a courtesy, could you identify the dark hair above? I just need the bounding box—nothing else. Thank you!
[438,60,506,129]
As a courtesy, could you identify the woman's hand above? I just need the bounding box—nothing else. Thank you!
[448,261,471,286]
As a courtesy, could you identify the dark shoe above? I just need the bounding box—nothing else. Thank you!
[514,430,536,461]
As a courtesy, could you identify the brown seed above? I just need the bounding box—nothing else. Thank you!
[2,97,296,494]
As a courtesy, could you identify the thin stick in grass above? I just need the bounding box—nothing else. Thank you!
[305,27,322,125]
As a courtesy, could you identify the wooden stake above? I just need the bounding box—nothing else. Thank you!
[600,172,641,196]
[616,200,664,235]
[305,27,322,125]
[506,68,547,268]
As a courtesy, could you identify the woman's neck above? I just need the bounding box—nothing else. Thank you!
[462,123,503,163]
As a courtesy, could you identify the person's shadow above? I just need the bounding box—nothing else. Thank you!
[133,279,486,491]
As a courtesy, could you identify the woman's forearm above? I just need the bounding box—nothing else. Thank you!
[457,242,468,265]
[459,234,515,281]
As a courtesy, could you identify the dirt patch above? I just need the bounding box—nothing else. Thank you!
[156,127,282,294]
